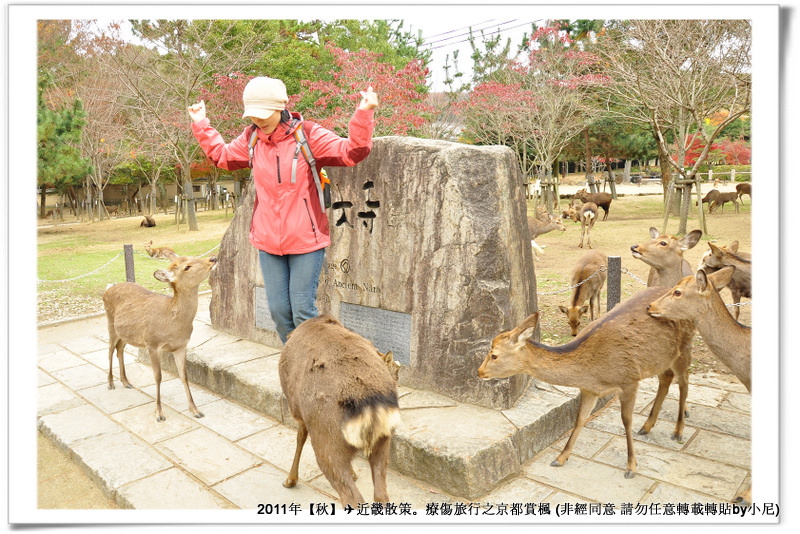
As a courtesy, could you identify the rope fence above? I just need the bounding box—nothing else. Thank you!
[536,257,751,311]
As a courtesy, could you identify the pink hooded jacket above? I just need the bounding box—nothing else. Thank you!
[192,109,374,255]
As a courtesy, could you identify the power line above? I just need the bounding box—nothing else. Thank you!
[420,19,497,42]
[422,19,518,46]
[427,20,538,51]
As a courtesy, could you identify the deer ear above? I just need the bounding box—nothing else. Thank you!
[727,241,739,253]
[382,351,394,364]
[154,270,174,284]
[558,305,569,314]
[708,265,735,289]
[708,242,723,257]
[681,230,702,250]
[511,313,539,345]
[649,227,659,239]
[695,269,709,292]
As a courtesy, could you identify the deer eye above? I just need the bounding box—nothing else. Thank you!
[491,354,498,360]
[184,265,191,271]
[673,290,681,297]
[659,241,668,246]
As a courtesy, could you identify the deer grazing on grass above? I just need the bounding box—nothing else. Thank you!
[647,266,752,504]
[736,182,751,204]
[578,202,598,249]
[478,287,693,479]
[696,189,720,212]
[709,191,740,214]
[559,250,607,336]
[698,241,751,321]
[103,255,218,421]
[145,240,178,260]
[574,188,612,221]
[279,315,401,508]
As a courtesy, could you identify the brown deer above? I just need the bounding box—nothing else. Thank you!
[631,227,702,288]
[559,250,607,336]
[630,227,702,421]
[145,240,178,260]
[478,286,693,479]
[578,202,598,249]
[574,188,612,221]
[736,182,751,204]
[103,255,218,421]
[527,215,566,239]
[698,241,751,320]
[696,189,720,212]
[709,191,740,214]
[647,266,752,504]
[279,315,401,508]
[140,215,157,227]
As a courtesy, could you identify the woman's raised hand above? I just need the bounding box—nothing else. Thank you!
[358,87,379,110]
[187,100,206,123]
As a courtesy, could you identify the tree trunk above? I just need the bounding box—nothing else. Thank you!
[184,178,199,231]
[584,128,595,193]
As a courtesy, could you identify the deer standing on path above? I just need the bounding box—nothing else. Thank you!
[736,182,751,204]
[578,202,598,249]
[145,240,178,260]
[103,255,218,421]
[279,315,401,508]
[559,250,607,336]
[698,241,751,321]
[647,266,752,504]
[630,227,702,422]
[478,287,693,479]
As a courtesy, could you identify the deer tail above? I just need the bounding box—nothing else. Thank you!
[340,393,400,456]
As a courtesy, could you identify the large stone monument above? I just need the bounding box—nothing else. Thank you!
[210,136,537,409]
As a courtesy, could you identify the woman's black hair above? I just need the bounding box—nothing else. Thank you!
[280,109,291,123]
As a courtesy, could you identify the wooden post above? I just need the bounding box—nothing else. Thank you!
[607,256,621,311]
[124,244,135,282]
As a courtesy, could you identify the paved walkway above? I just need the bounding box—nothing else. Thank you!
[37,295,752,521]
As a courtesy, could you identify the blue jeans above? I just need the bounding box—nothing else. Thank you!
[258,248,326,344]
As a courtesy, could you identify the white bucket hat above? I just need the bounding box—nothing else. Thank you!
[242,77,289,119]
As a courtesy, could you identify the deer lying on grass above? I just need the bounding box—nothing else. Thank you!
[631,228,702,288]
[578,202,598,249]
[698,241,751,321]
[736,182,751,204]
[280,315,401,508]
[140,215,156,227]
[103,255,217,421]
[478,287,693,479]
[574,188,612,221]
[647,266,752,504]
[145,240,178,260]
[559,250,607,336]
[709,191,740,214]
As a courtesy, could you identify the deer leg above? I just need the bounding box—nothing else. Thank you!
[148,347,165,422]
[619,384,639,478]
[369,435,392,503]
[173,347,203,418]
[579,224,585,248]
[116,340,131,389]
[283,420,307,489]
[638,369,673,435]
[107,336,118,390]
[672,357,689,442]
[731,288,742,321]
[553,391,598,467]
[313,442,364,508]
[587,225,593,249]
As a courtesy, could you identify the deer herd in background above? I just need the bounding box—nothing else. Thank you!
[99,180,753,508]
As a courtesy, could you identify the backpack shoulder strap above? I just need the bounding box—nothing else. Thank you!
[292,121,330,210]
[247,125,259,169]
